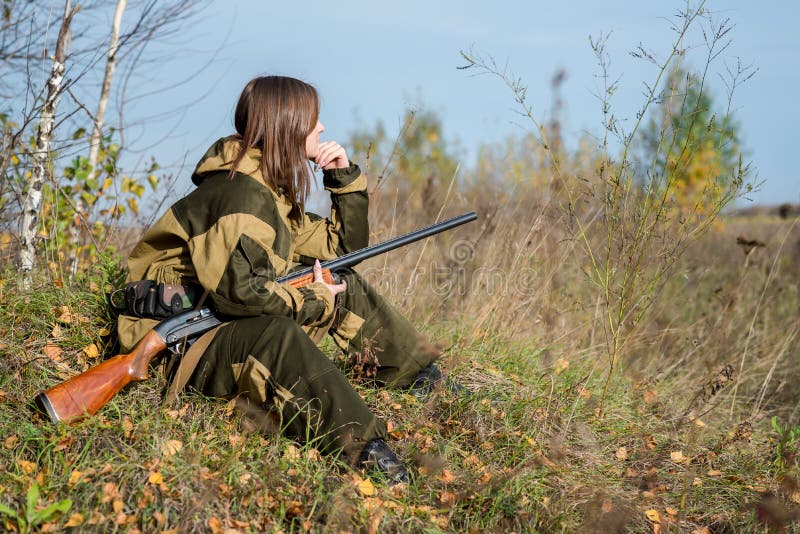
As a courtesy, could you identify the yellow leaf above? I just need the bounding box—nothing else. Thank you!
[670,451,686,463]
[126,197,139,216]
[113,499,124,513]
[555,358,569,374]
[357,478,376,496]
[67,470,83,488]
[82,343,100,359]
[65,513,84,527]
[643,389,657,405]
[645,509,661,523]
[665,507,678,516]
[615,447,628,460]
[51,324,63,338]
[98,327,111,337]
[148,472,163,485]
[56,306,73,323]
[707,470,722,476]
[694,418,706,427]
[161,440,183,457]
[4,435,19,449]
[18,459,36,473]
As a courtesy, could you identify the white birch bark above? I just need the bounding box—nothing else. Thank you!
[19,0,78,283]
[70,0,125,276]
[87,0,126,174]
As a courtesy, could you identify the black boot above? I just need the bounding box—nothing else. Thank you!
[358,439,409,485]
[407,363,470,399]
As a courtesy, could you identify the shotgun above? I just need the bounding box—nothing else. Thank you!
[34,211,478,424]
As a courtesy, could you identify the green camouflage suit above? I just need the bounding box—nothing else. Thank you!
[118,137,439,460]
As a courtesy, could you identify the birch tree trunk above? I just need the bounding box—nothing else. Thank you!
[19,0,78,284]
[87,0,126,174]
[69,0,125,276]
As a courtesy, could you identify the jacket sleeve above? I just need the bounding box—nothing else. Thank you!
[293,162,369,263]
[186,211,335,326]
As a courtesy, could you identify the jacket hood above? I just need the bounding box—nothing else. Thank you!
[191,136,265,186]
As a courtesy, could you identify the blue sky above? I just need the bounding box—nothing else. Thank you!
[126,1,798,206]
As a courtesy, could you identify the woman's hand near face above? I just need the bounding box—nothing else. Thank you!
[315,141,349,170]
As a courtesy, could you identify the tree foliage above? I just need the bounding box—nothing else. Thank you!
[639,67,743,212]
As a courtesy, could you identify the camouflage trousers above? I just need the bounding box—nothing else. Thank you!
[186,270,439,462]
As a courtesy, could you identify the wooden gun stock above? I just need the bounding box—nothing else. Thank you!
[35,330,166,423]
[35,307,221,424]
[285,268,334,289]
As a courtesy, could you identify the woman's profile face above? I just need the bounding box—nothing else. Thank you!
[305,120,325,161]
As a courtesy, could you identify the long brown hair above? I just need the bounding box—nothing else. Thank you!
[229,76,319,220]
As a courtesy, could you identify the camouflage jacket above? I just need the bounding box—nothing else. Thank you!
[117,136,368,351]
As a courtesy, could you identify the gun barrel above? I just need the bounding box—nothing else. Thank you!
[279,211,478,282]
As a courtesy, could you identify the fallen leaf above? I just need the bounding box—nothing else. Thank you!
[478,471,492,484]
[357,478,375,496]
[644,435,657,450]
[148,472,163,485]
[102,482,119,503]
[208,517,223,534]
[67,470,84,488]
[82,343,100,359]
[694,418,706,427]
[56,306,72,323]
[555,358,569,374]
[50,324,63,338]
[707,470,722,476]
[283,444,300,461]
[44,343,63,361]
[98,327,111,336]
[670,451,686,463]
[643,389,657,405]
[791,491,800,505]
[152,511,165,525]
[4,435,18,449]
[693,477,702,487]
[691,528,711,534]
[665,507,678,516]
[65,513,84,527]
[615,447,629,460]
[18,459,36,473]
[113,499,124,513]
[439,491,457,506]
[645,509,661,523]
[437,469,456,484]
[161,440,183,457]
[122,418,134,439]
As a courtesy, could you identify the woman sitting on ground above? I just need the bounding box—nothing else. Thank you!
[117,75,449,483]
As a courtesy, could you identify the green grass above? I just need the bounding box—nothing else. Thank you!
[1,248,799,533]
